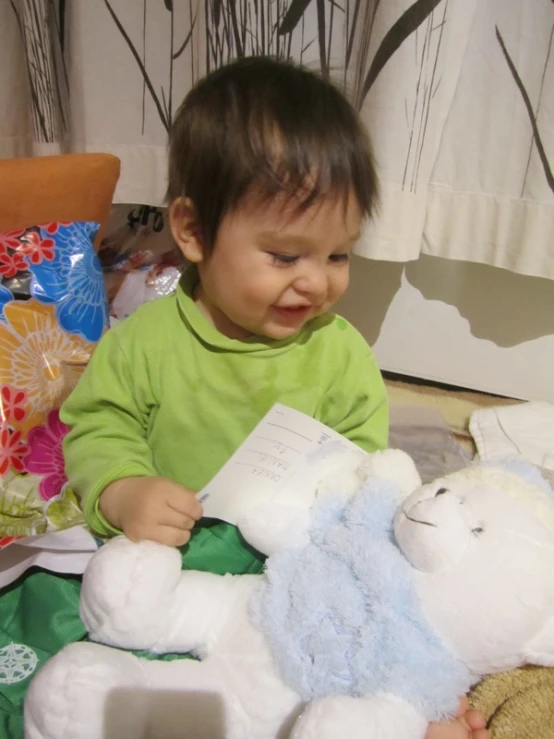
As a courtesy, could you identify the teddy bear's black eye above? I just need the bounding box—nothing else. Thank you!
[472,527,484,535]
[435,487,449,497]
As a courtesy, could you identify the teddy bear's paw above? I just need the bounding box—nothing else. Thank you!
[238,503,311,556]
[81,536,183,650]
[24,642,146,739]
[315,465,364,499]
[291,693,428,739]
[359,449,422,497]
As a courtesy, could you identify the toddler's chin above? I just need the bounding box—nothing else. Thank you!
[259,322,306,340]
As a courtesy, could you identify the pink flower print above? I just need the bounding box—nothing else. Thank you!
[0,385,28,425]
[0,425,29,475]
[25,409,69,501]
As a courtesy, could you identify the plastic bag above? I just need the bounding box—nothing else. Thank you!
[0,221,109,542]
[99,204,185,319]
[389,405,471,483]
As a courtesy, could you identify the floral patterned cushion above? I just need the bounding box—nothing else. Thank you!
[0,222,109,544]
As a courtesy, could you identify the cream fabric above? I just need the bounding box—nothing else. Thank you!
[358,0,554,278]
[470,402,554,472]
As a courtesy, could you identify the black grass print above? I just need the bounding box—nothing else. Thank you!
[279,0,444,108]
[496,25,554,196]
[520,19,554,196]
[402,0,447,192]
[358,0,443,105]
[9,0,70,144]
[103,0,197,132]
[207,0,296,70]
[101,0,447,139]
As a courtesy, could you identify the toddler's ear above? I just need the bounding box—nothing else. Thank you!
[169,197,204,263]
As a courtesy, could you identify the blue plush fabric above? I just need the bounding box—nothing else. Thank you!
[251,479,470,721]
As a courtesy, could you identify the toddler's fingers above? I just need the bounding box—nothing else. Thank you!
[123,523,191,548]
[456,696,469,717]
[155,525,192,548]
[465,710,487,730]
[167,492,203,521]
[159,510,197,532]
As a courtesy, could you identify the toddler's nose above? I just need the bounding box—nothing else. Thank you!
[294,267,327,301]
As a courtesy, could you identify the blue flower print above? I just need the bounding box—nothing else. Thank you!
[29,222,109,342]
[0,284,13,322]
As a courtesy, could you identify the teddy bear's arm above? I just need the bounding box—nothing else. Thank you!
[291,692,428,739]
[237,450,421,557]
[523,615,554,666]
[358,449,422,496]
[80,536,260,657]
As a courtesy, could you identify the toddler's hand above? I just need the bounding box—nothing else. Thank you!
[99,476,203,547]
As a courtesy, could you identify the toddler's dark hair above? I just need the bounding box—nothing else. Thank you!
[167,56,378,250]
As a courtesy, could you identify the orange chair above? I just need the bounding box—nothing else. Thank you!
[0,153,120,246]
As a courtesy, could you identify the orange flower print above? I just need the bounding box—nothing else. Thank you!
[0,425,28,475]
[0,385,28,424]
[16,231,55,265]
[0,301,94,433]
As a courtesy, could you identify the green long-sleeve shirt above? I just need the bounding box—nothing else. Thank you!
[61,269,388,537]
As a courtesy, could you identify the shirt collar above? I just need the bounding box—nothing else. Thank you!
[176,266,329,353]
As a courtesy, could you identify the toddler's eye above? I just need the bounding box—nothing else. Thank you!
[329,253,349,263]
[270,253,298,267]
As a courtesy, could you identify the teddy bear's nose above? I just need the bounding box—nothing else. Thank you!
[435,487,449,497]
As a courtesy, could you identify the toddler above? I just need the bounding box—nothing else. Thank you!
[61,56,488,739]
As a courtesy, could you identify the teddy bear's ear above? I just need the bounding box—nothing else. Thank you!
[523,616,554,667]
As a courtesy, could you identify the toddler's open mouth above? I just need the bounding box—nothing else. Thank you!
[272,305,312,321]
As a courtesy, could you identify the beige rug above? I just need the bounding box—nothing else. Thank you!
[384,373,521,454]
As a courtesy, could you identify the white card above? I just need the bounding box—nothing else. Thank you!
[198,403,366,524]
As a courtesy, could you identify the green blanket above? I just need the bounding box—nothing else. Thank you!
[0,522,265,739]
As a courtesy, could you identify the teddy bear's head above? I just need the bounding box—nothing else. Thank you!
[394,460,554,676]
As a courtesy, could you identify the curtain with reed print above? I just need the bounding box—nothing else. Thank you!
[2,0,68,155]
[2,0,553,277]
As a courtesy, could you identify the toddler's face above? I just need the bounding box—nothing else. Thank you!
[194,192,362,340]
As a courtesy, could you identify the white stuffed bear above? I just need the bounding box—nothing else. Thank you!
[24,450,554,739]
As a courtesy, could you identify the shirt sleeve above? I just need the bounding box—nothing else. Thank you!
[60,326,157,536]
[318,324,389,453]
